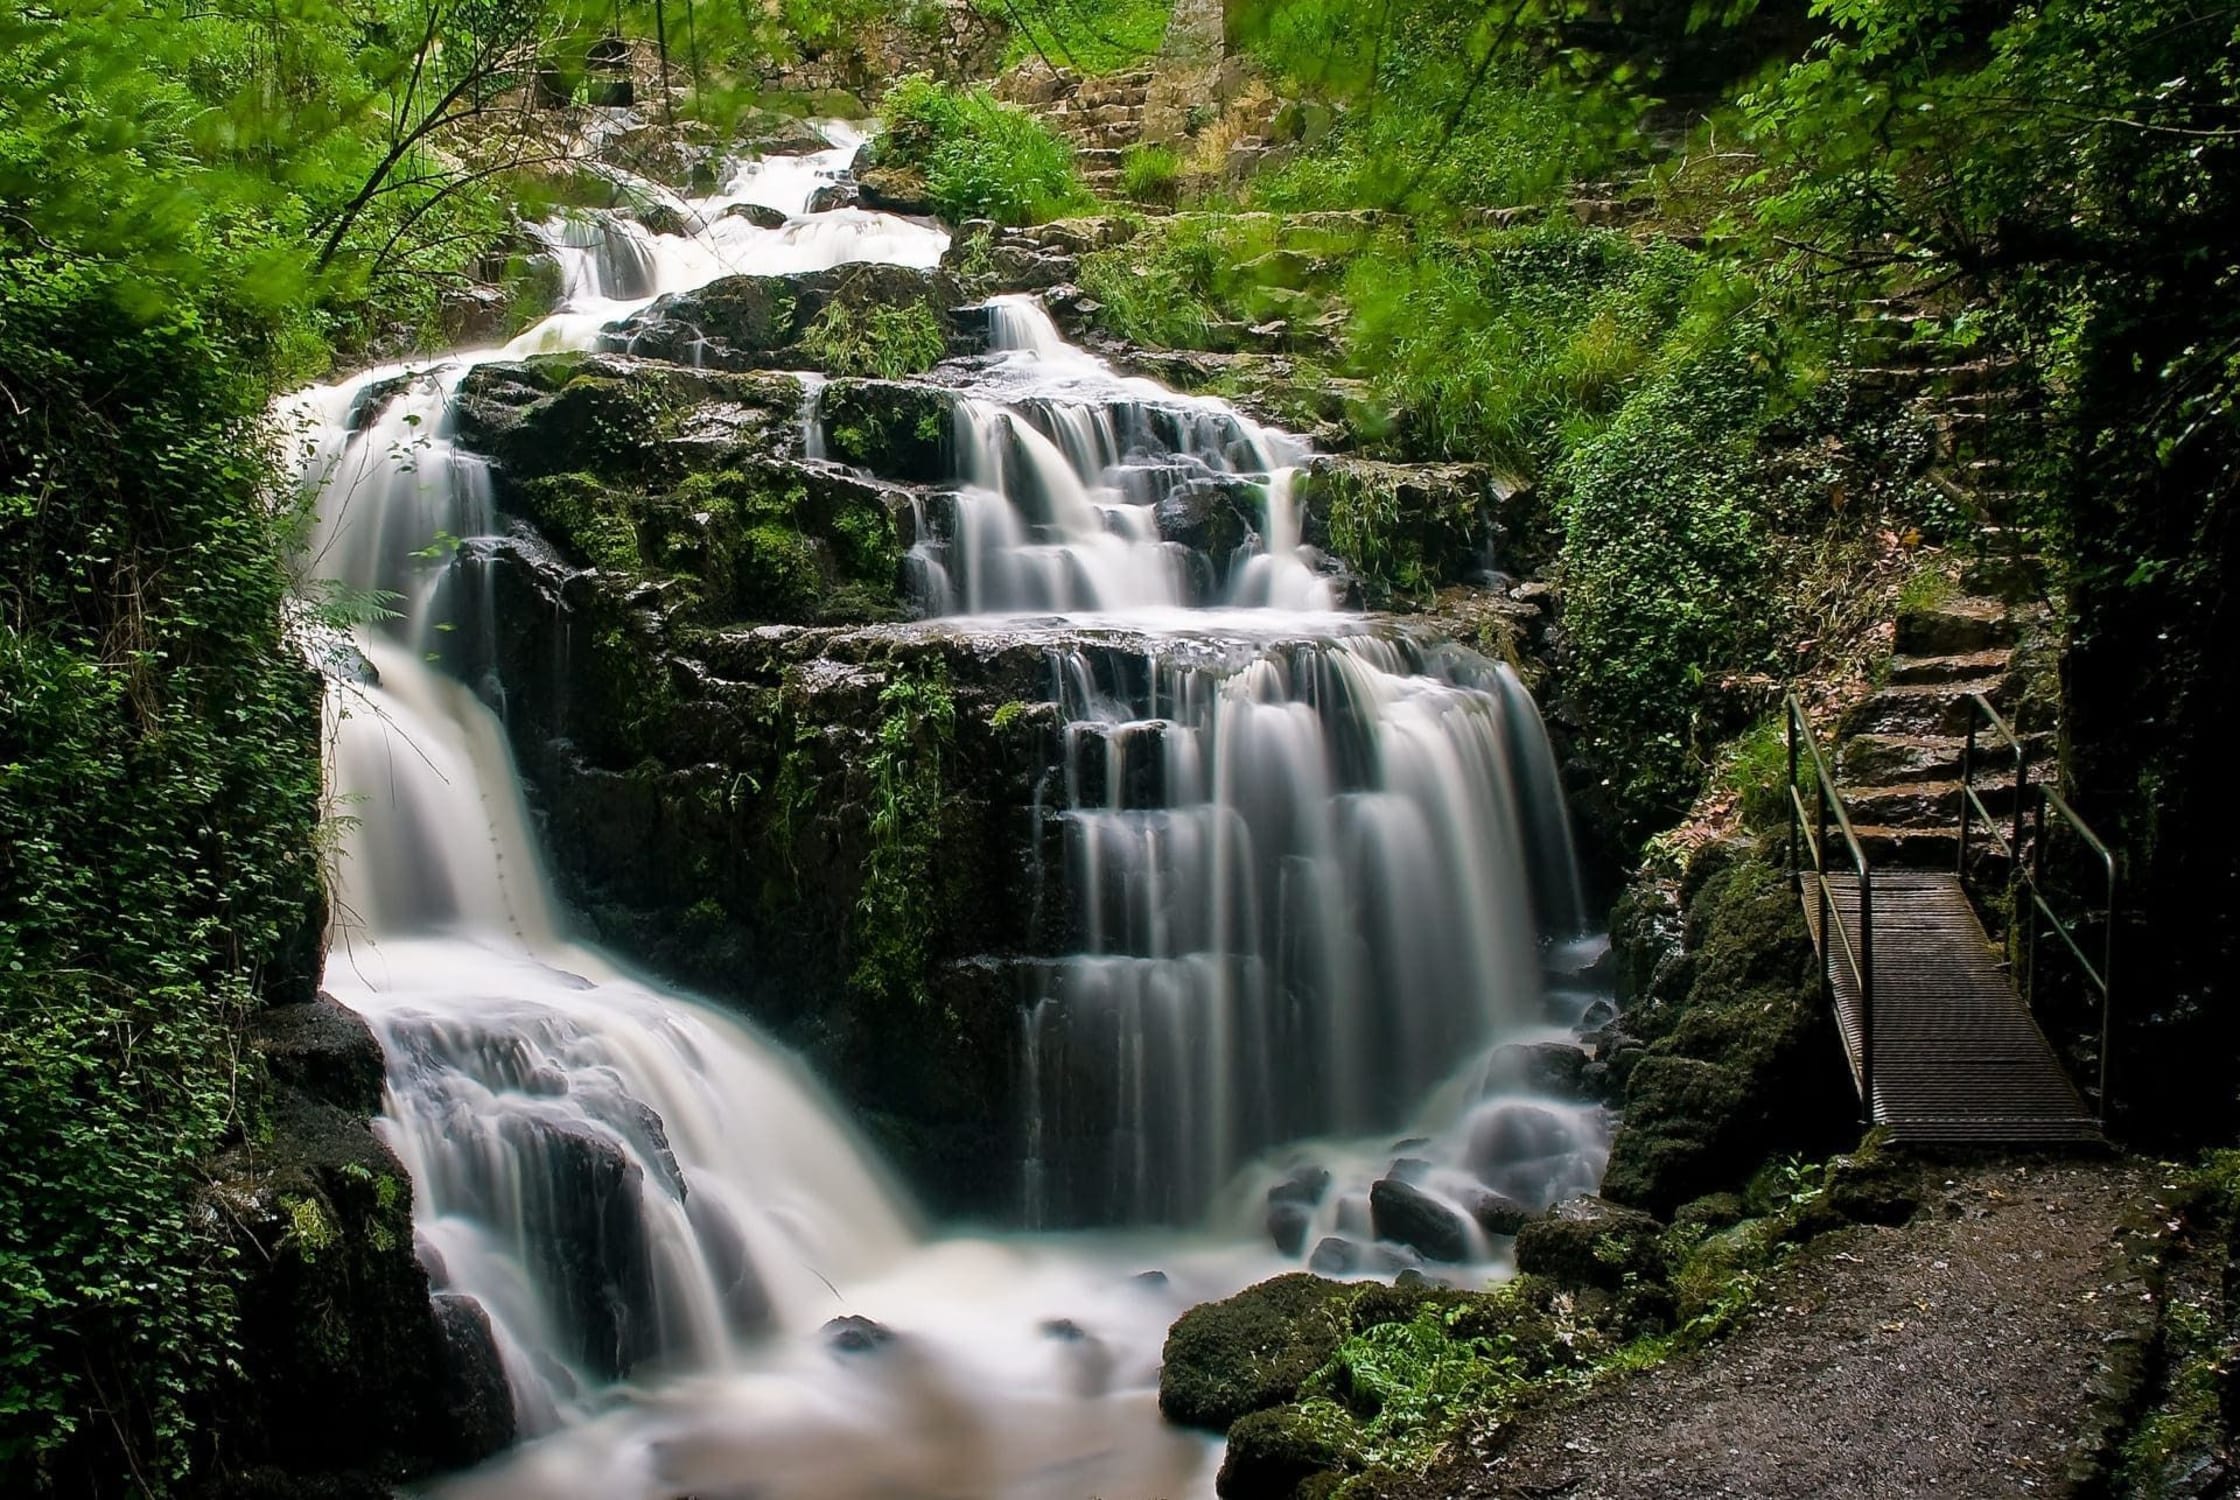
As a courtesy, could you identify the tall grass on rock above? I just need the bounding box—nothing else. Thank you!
[874,76,1092,225]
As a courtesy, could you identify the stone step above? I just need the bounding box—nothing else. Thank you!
[1844,679,2005,737]
[1841,733,1970,787]
[1888,649,2011,686]
[1851,824,1961,868]
[1894,597,2017,655]
[1840,778,2028,831]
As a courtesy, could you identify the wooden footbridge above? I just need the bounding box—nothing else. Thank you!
[1786,691,2114,1144]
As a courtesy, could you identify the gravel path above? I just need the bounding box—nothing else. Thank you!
[1411,1157,2168,1500]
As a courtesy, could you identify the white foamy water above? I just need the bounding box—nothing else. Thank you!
[290,114,1609,1499]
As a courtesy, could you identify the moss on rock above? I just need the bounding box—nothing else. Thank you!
[1597,848,1853,1216]
[1160,1274,1358,1431]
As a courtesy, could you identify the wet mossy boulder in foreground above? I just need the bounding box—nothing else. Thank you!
[1512,1194,1665,1288]
[1596,846,1855,1216]
[1160,1273,1358,1430]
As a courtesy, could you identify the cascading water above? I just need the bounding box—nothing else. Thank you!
[293,115,1609,1499]
[1020,630,1588,1227]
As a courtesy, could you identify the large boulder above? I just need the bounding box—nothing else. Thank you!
[1158,1273,1355,1431]
[430,1294,516,1461]
[1368,1177,1471,1263]
[604,263,962,376]
[1512,1195,1663,1289]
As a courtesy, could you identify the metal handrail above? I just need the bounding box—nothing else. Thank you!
[1956,692,2120,1120]
[1786,692,1875,1113]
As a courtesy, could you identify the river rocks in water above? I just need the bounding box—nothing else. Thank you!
[626,201,693,238]
[1369,1177,1471,1263]
[805,182,859,214]
[604,262,964,375]
[431,1293,516,1462]
[1307,1235,1359,1276]
[856,164,937,216]
[825,1314,897,1353]
[1159,1272,1354,1430]
[1459,1186,1535,1237]
[1153,475,1255,561]
[1481,1039,1597,1101]
[1268,1164,1332,1206]
[1266,1198,1313,1257]
[724,201,792,229]
[1513,1195,1664,1289]
[735,111,835,158]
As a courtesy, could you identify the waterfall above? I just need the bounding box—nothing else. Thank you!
[290,112,1608,1500]
[1022,632,1582,1226]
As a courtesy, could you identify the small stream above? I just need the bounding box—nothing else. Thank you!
[290,120,1608,1498]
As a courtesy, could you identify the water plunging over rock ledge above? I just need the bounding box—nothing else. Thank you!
[287,119,1613,1497]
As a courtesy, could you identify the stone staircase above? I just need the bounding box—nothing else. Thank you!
[1833,595,2051,869]
[1036,69,1154,175]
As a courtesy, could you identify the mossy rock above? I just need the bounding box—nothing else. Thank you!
[1512,1195,1665,1289]
[1295,457,1503,607]
[1159,1273,1357,1430]
[606,263,961,375]
[1598,1054,1756,1214]
[453,357,805,486]
[1217,1405,1354,1500]
[1596,852,1853,1215]
[820,379,954,482]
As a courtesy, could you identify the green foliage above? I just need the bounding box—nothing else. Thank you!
[797,298,949,379]
[1554,336,1785,840]
[875,76,1092,225]
[1232,0,1637,216]
[0,263,324,1494]
[985,0,1173,74]
[850,660,958,1016]
[1292,1305,1529,1472]
[1349,227,1741,474]
[1120,143,1184,204]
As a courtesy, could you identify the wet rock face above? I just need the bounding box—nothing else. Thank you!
[216,1000,514,1489]
[430,1294,516,1461]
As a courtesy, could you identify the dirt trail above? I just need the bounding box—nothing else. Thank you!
[1413,1158,2169,1499]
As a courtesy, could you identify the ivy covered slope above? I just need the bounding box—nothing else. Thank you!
[0,266,503,1498]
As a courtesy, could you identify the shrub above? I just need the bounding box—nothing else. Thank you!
[875,77,1092,226]
[1120,143,1184,204]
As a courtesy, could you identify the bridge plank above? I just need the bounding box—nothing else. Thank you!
[1802,870,2100,1144]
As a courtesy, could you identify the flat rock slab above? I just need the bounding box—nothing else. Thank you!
[1404,1158,2163,1499]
